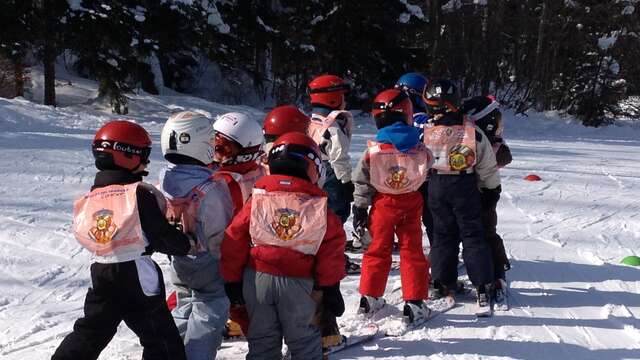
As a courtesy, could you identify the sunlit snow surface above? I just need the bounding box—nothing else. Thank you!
[1,69,639,359]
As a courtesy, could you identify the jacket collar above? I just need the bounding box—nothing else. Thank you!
[254,174,326,196]
[93,170,142,190]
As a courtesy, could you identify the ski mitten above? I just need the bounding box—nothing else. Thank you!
[319,283,345,317]
[342,181,355,203]
[352,205,368,236]
[224,282,245,306]
[495,143,512,167]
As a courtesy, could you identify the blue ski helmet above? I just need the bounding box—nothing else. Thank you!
[395,72,428,112]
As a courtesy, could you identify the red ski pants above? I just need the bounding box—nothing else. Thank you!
[359,191,430,301]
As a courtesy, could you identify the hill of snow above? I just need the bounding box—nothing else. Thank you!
[1,70,639,359]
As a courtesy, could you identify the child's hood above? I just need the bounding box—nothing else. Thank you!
[375,122,421,153]
[158,164,215,198]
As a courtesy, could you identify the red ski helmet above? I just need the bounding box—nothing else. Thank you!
[268,132,322,184]
[263,105,311,143]
[371,89,413,129]
[92,120,152,171]
[308,74,350,109]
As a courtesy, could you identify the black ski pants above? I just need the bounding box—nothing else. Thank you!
[52,260,186,360]
[428,172,494,288]
[480,188,511,280]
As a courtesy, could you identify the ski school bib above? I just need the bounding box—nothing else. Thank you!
[73,183,145,260]
[308,110,354,146]
[368,141,430,194]
[249,189,327,256]
[164,179,222,253]
[214,165,266,207]
[424,120,476,172]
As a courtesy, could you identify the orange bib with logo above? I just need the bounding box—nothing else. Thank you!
[368,141,430,194]
[249,189,327,255]
[73,183,145,259]
[424,120,476,171]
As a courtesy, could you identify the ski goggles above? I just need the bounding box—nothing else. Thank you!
[371,90,409,112]
[421,89,458,113]
[307,82,351,95]
[373,111,408,125]
[213,133,241,159]
[93,140,151,164]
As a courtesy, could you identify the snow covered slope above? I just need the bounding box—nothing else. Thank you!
[1,73,639,359]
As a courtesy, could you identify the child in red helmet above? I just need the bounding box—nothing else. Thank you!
[263,105,311,152]
[220,132,346,360]
[52,120,190,360]
[352,89,434,325]
[307,75,355,224]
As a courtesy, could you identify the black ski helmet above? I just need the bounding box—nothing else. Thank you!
[422,79,459,115]
[461,95,502,141]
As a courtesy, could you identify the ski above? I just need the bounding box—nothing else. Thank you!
[324,323,379,356]
[384,297,457,337]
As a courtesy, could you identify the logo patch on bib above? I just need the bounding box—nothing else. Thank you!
[271,208,302,241]
[89,209,118,244]
[385,166,409,190]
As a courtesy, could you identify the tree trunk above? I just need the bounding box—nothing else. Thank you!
[534,0,549,110]
[43,45,56,106]
[428,0,440,64]
[14,59,24,98]
[42,0,56,106]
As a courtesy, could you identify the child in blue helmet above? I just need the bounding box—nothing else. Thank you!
[395,73,431,130]
[395,72,435,245]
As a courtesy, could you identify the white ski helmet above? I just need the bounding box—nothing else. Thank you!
[213,112,263,165]
[161,111,215,165]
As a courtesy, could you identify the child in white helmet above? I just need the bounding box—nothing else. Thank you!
[158,111,235,360]
[211,112,265,338]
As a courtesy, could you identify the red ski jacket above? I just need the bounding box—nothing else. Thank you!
[220,174,346,287]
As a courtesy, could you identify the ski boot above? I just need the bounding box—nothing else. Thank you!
[345,254,361,274]
[357,295,386,317]
[492,278,509,311]
[475,284,492,317]
[403,300,432,326]
[430,281,456,307]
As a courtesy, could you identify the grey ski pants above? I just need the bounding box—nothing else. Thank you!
[243,268,322,360]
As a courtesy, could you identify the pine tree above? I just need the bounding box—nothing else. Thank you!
[68,1,140,114]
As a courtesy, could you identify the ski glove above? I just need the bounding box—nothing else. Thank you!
[352,205,368,236]
[342,181,355,203]
[495,143,513,167]
[319,283,345,317]
[224,282,245,306]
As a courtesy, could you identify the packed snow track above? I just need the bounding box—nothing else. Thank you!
[1,90,639,359]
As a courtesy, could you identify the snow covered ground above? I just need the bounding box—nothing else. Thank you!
[1,69,639,359]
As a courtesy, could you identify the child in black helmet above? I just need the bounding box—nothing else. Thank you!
[461,95,513,308]
[422,79,500,316]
